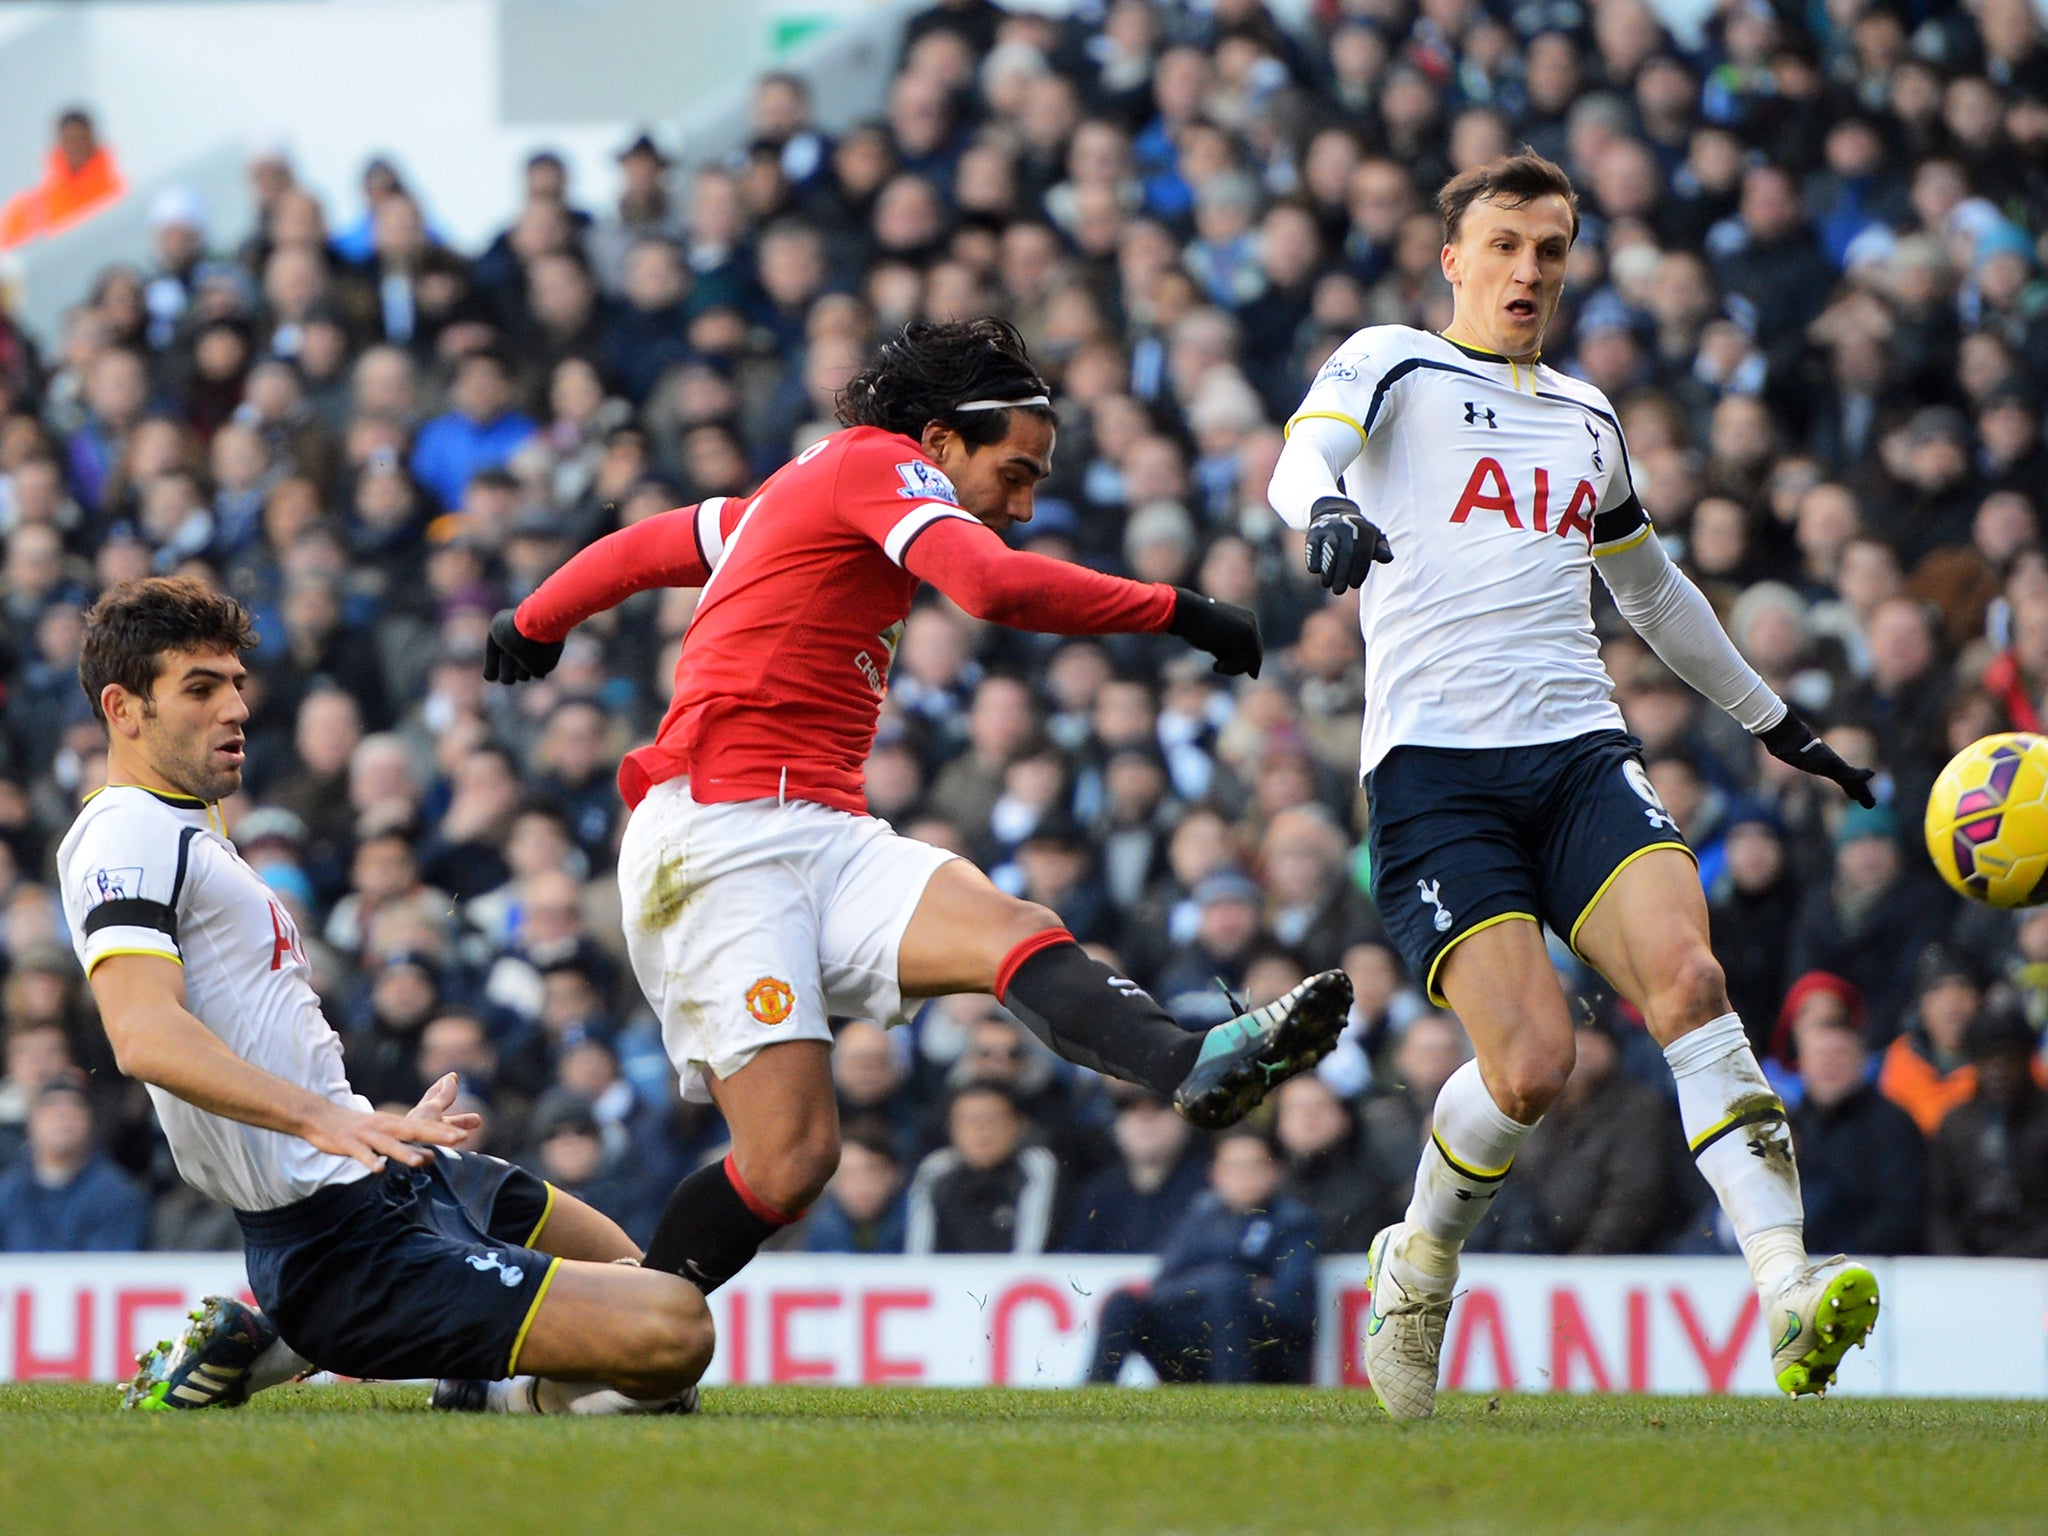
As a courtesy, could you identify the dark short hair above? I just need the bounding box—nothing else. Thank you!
[1438,149,1580,245]
[1215,1122,1278,1157]
[79,577,257,723]
[950,1077,1023,1114]
[841,1115,901,1164]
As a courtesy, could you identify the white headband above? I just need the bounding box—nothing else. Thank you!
[954,395,1052,412]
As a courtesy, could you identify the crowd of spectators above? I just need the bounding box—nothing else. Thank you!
[3,0,2048,1373]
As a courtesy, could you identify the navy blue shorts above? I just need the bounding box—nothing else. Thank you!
[237,1150,560,1381]
[1365,729,1694,1005]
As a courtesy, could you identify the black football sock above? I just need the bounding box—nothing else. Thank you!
[996,930,1203,1096]
[641,1154,793,1292]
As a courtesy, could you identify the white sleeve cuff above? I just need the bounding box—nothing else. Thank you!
[694,497,728,568]
[882,502,976,566]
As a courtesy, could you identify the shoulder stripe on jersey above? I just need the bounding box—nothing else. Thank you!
[83,898,179,939]
[695,497,728,569]
[169,824,201,908]
[1362,358,1491,436]
[882,502,976,566]
[1284,410,1367,445]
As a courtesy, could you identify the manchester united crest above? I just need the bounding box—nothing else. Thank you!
[746,976,795,1025]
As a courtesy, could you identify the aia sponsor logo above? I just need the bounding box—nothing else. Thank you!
[1448,456,1598,542]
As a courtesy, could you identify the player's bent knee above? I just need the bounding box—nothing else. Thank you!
[998,900,1064,951]
[604,1275,715,1396]
[1496,1037,1575,1121]
[746,1128,840,1213]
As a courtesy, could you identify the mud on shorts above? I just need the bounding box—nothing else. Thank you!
[1365,729,1694,1005]
[616,778,959,1101]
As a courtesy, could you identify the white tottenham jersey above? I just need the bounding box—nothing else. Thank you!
[58,785,371,1211]
[1282,326,1652,775]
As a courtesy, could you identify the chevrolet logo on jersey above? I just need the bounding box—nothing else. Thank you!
[1449,457,1598,541]
[1464,402,1497,428]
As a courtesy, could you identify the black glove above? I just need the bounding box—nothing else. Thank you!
[483,609,565,684]
[1756,708,1877,807]
[1304,495,1393,596]
[1167,587,1262,678]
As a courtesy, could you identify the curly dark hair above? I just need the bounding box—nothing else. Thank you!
[836,317,1056,447]
[1438,148,1581,244]
[79,577,258,723]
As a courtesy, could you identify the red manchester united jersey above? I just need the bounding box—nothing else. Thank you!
[619,426,980,813]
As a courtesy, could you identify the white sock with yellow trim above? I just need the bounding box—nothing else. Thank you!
[1394,1059,1535,1294]
[1664,1011,1805,1293]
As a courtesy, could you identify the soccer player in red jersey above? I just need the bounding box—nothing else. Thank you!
[486,318,1352,1293]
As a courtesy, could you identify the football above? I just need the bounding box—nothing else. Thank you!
[1924,732,2048,906]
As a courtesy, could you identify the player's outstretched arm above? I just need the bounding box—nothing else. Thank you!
[1268,416,1393,595]
[902,517,1262,675]
[89,953,468,1170]
[486,502,726,683]
[1596,531,1875,805]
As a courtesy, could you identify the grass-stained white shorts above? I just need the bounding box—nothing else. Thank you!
[617,778,958,1100]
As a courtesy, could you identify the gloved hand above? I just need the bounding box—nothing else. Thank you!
[1756,708,1877,807]
[1303,495,1394,596]
[1167,588,1263,678]
[482,609,565,685]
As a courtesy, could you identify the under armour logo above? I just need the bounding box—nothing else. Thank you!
[465,1250,526,1288]
[1747,1128,1793,1167]
[1644,806,1679,833]
[1464,402,1497,428]
[1586,417,1604,470]
[1106,975,1151,1001]
[1451,1188,1498,1202]
[1417,879,1454,933]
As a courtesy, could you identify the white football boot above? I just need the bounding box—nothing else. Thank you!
[1768,1254,1879,1397]
[1362,1222,1456,1420]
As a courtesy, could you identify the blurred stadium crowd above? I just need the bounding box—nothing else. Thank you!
[2,0,2048,1332]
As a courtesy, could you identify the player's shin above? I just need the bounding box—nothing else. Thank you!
[995,932,1202,1095]
[641,1152,795,1293]
[1399,1059,1536,1290]
[1664,1011,1805,1292]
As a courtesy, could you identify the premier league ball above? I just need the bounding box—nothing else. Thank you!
[1924,732,2048,907]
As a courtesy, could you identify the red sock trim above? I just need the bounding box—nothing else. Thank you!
[993,927,1077,1002]
[723,1153,798,1226]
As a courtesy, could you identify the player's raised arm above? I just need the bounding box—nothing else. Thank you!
[1268,348,1394,595]
[88,952,464,1170]
[1593,504,1875,805]
[484,498,740,683]
[899,517,1263,677]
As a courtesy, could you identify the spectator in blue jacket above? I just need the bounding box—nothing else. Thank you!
[408,347,537,510]
[1061,1087,1208,1254]
[802,1119,908,1254]
[0,1073,150,1253]
[1086,1125,1318,1384]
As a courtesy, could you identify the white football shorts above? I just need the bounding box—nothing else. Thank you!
[616,778,958,1099]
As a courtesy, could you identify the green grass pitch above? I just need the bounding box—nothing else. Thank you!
[3,1384,2044,1535]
